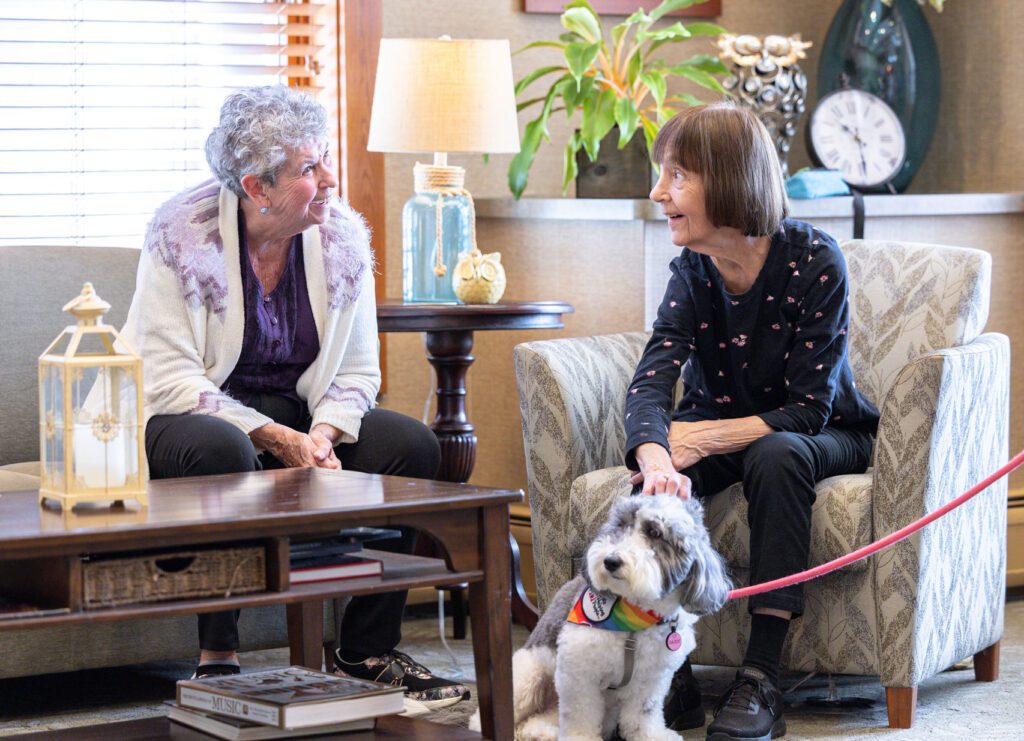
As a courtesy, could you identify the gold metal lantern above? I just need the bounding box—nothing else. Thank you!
[38,283,147,508]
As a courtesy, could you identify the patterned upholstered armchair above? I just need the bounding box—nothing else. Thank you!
[513,240,1009,728]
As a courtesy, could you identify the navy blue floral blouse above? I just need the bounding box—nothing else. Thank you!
[624,218,879,469]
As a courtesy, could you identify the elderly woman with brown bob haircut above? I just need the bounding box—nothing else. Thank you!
[624,102,879,740]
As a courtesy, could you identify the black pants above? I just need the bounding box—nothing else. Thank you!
[680,427,873,617]
[146,398,441,653]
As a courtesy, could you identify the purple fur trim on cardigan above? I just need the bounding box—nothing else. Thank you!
[145,179,228,316]
[319,202,373,310]
[190,390,242,416]
[323,383,374,413]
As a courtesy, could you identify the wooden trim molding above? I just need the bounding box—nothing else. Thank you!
[338,0,386,389]
[523,0,721,16]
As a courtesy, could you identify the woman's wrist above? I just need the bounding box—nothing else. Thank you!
[249,422,288,453]
[309,422,341,445]
[636,442,674,472]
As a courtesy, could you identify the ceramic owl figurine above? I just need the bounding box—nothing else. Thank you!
[452,248,506,304]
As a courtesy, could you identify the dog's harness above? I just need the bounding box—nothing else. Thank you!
[566,587,682,689]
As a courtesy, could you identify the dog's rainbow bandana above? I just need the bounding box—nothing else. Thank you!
[566,587,662,631]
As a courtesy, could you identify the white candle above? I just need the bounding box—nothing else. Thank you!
[73,425,126,488]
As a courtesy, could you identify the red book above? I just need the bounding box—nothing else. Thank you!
[289,554,382,584]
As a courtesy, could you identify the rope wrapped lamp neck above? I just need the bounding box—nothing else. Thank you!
[413,162,478,278]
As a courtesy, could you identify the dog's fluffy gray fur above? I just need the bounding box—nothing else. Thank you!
[474,494,731,741]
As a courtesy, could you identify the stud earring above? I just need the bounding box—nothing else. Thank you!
[259,206,269,214]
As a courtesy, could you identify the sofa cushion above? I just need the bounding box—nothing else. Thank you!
[0,461,40,493]
[569,467,874,573]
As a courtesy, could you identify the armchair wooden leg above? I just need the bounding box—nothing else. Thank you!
[974,640,1000,681]
[885,686,917,729]
[509,532,539,631]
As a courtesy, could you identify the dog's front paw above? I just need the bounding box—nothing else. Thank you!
[518,713,559,741]
[619,726,682,741]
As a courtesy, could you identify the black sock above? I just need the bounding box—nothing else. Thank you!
[742,613,790,685]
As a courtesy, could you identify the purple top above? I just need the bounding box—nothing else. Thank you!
[222,211,321,405]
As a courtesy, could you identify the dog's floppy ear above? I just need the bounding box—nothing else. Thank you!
[679,498,731,616]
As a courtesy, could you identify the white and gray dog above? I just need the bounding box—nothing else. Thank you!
[507,494,730,741]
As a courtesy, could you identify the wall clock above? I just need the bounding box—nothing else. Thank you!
[808,88,906,191]
[816,0,939,193]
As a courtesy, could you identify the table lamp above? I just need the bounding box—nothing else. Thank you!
[368,37,520,303]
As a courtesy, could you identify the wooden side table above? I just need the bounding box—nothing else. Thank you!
[377,299,574,630]
[377,300,573,482]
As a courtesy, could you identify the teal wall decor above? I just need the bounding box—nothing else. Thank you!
[817,0,940,192]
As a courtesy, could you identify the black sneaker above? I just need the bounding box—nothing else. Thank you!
[706,667,786,741]
[190,663,241,680]
[665,659,706,731]
[334,649,470,709]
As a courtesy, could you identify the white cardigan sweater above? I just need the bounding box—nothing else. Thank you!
[120,180,380,444]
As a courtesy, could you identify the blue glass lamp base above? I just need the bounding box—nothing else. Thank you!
[402,191,472,303]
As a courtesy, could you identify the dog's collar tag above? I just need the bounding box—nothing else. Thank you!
[666,618,682,651]
[567,587,662,631]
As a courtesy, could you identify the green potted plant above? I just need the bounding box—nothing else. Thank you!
[509,0,729,199]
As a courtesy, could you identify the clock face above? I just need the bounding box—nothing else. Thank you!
[809,89,906,188]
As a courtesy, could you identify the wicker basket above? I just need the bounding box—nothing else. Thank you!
[82,545,266,609]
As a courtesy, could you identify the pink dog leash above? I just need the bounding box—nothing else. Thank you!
[727,449,1024,601]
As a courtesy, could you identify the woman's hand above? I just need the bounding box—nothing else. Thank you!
[250,423,339,469]
[630,442,691,498]
[668,420,716,470]
[308,424,342,470]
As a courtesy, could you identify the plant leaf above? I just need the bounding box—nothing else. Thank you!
[673,53,729,74]
[667,93,706,107]
[580,86,617,161]
[507,83,561,199]
[614,97,640,149]
[558,73,593,118]
[640,69,667,110]
[515,65,566,97]
[672,65,726,94]
[679,22,727,37]
[562,4,601,44]
[611,20,630,50]
[649,0,706,22]
[565,41,601,86]
[625,9,653,26]
[508,116,545,199]
[637,21,692,44]
[517,96,547,112]
[641,114,660,156]
[563,130,582,194]
[625,48,643,88]
[515,40,568,55]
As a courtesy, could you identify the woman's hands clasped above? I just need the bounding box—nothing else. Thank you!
[631,442,691,498]
[250,422,341,470]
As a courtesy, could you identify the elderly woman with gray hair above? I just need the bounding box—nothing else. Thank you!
[119,85,468,707]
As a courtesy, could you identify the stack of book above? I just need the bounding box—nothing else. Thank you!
[167,666,405,740]
[288,527,401,584]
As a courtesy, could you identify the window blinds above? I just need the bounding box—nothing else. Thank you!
[0,0,329,247]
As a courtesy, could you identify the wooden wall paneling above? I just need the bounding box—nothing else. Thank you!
[523,0,721,16]
[339,0,387,392]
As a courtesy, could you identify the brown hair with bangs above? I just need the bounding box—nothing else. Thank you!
[651,102,788,237]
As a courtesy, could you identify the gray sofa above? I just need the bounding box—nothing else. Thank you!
[0,245,333,679]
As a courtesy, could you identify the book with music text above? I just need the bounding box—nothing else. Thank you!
[176,666,404,730]
[164,700,375,740]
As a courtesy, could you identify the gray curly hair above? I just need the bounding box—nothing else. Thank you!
[205,86,330,199]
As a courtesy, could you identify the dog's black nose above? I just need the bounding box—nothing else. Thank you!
[603,555,622,573]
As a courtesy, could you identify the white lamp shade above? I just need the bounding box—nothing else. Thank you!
[368,38,521,155]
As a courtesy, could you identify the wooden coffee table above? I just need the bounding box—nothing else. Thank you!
[0,468,520,740]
